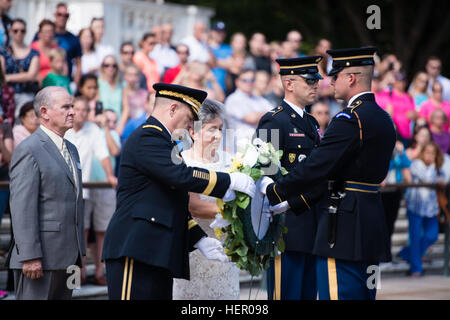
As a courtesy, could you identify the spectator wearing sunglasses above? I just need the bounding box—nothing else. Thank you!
[0,18,39,121]
[133,33,160,92]
[53,2,82,84]
[98,55,123,121]
[118,41,147,90]
[224,68,272,143]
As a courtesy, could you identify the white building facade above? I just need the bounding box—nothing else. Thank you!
[10,0,214,52]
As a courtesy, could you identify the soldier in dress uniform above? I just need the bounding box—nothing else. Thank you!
[255,56,326,300]
[102,83,256,300]
[260,47,396,300]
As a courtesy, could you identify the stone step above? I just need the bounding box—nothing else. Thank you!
[379,258,447,276]
[391,232,446,247]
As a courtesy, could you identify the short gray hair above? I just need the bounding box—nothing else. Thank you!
[33,86,69,116]
[198,99,224,125]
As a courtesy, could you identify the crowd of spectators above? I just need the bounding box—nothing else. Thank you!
[1,1,450,296]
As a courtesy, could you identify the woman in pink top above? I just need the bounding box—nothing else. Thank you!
[30,19,63,82]
[419,81,450,131]
[376,72,416,140]
[132,33,160,92]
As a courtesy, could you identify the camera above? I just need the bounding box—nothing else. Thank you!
[95,101,103,115]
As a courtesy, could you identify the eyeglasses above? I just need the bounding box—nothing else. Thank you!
[12,29,26,34]
[56,12,70,18]
[288,77,319,86]
[177,50,189,55]
[121,50,134,55]
[240,78,255,83]
[102,63,118,69]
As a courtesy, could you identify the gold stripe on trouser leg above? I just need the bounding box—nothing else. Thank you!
[121,257,129,300]
[327,258,338,300]
[274,255,282,300]
[126,258,134,300]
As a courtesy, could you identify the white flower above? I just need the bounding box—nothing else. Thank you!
[252,138,268,153]
[243,143,259,167]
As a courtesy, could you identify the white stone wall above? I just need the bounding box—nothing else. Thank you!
[9,0,214,53]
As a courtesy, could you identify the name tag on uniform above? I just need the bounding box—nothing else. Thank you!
[77,162,82,170]
[289,133,305,137]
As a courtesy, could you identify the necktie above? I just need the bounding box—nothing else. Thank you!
[62,139,74,179]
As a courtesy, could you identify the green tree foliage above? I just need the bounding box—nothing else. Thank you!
[169,0,450,79]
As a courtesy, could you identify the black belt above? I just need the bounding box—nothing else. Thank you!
[328,180,380,193]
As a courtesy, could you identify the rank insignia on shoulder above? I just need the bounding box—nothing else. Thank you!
[142,124,163,132]
[272,106,283,116]
[351,100,363,112]
[335,112,351,119]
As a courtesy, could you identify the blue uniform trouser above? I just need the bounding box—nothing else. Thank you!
[399,211,439,274]
[266,251,317,300]
[316,256,377,300]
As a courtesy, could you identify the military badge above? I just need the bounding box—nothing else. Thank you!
[289,153,296,163]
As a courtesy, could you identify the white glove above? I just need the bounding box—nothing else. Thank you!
[270,201,290,215]
[222,189,236,202]
[228,172,256,198]
[194,237,229,262]
[263,198,290,221]
[258,176,274,195]
[209,213,231,228]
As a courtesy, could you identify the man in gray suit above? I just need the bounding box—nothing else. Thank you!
[8,86,85,300]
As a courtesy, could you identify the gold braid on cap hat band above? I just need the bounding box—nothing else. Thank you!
[332,54,374,61]
[279,63,318,69]
[158,90,201,114]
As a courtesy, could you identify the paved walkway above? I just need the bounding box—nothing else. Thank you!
[2,273,450,300]
[239,275,450,300]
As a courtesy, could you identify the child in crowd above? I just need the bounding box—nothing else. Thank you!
[400,142,445,277]
[42,49,71,94]
[76,73,100,122]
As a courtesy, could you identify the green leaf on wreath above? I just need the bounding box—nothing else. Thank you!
[236,196,250,209]
[236,245,248,257]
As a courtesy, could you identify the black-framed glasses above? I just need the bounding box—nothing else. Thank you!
[102,63,118,69]
[56,12,70,18]
[289,77,319,86]
[12,29,26,34]
[121,50,134,55]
